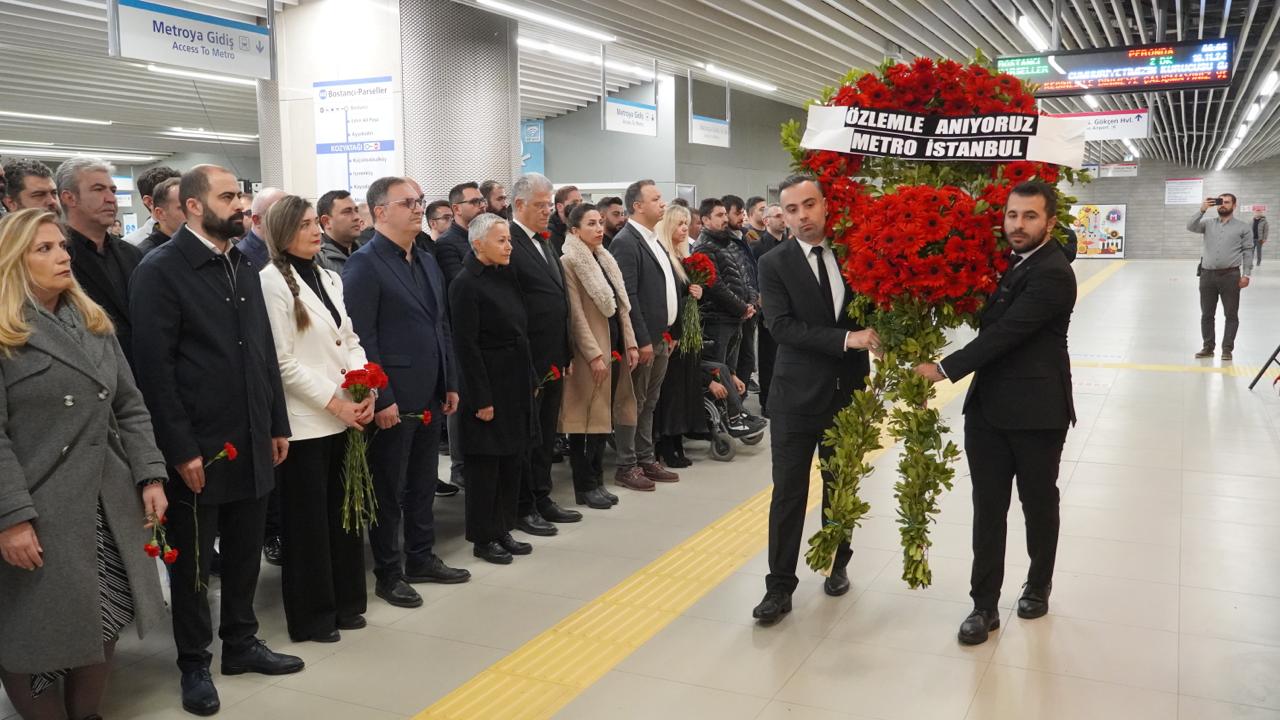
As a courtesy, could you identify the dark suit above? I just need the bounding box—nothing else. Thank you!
[939,241,1076,610]
[435,222,471,286]
[342,232,457,582]
[66,227,143,367]
[235,228,269,268]
[752,230,786,409]
[450,255,535,543]
[759,239,869,595]
[508,221,570,516]
[129,226,291,673]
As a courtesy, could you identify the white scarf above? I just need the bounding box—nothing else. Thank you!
[560,233,631,318]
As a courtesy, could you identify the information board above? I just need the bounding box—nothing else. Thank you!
[313,76,399,204]
[998,38,1233,97]
[1165,177,1204,205]
[110,0,271,80]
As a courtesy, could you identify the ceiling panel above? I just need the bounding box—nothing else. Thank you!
[1,0,1276,169]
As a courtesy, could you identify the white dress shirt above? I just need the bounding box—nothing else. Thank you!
[630,218,679,327]
[187,224,225,255]
[800,238,845,320]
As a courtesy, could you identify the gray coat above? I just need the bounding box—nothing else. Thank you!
[0,305,168,674]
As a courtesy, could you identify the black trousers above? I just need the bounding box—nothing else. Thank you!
[463,454,521,543]
[264,484,282,540]
[757,320,777,411]
[368,417,440,583]
[736,315,758,381]
[568,434,608,493]
[766,416,852,595]
[165,484,269,673]
[520,380,562,516]
[278,433,367,640]
[965,405,1068,610]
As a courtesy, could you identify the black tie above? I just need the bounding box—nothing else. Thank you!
[1008,251,1024,270]
[812,245,835,320]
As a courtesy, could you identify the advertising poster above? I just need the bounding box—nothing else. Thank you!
[521,119,544,175]
[1070,203,1126,258]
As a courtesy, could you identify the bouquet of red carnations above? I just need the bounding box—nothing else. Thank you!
[340,363,388,534]
[680,253,717,357]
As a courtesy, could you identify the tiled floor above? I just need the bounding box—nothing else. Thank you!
[5,259,1280,720]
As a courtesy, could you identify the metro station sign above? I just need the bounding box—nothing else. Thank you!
[998,38,1233,97]
[108,0,272,80]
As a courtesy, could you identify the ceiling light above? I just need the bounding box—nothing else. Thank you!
[1215,147,1233,172]
[0,110,112,126]
[1229,137,1242,150]
[517,37,653,80]
[1236,123,1249,139]
[0,139,55,147]
[1245,103,1262,122]
[164,128,260,142]
[146,64,257,87]
[1122,139,1140,158]
[704,64,777,93]
[478,0,615,42]
[1261,71,1279,97]
[1017,14,1050,52]
[1083,94,1099,109]
[0,147,160,163]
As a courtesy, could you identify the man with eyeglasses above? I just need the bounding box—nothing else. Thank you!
[342,176,470,609]
[431,181,488,493]
[480,179,510,219]
[425,200,453,241]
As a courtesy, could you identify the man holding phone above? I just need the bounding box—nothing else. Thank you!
[1189,193,1254,361]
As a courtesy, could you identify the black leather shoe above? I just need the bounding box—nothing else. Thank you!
[1017,584,1051,619]
[516,513,558,536]
[824,567,851,597]
[575,488,613,509]
[180,668,220,716]
[221,639,304,676]
[474,541,513,564]
[262,536,283,567]
[375,579,422,608]
[958,608,1001,646]
[752,591,793,625]
[405,554,472,584]
[666,454,693,469]
[498,533,532,555]
[291,629,340,644]
[539,501,583,524]
[336,615,367,630]
[597,485,619,505]
[435,480,460,497]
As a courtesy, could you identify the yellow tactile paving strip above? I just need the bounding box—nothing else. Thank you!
[417,258,1279,720]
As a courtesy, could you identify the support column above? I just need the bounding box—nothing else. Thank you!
[399,0,521,198]
[256,78,284,188]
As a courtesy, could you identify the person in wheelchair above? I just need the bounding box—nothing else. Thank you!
[700,352,766,439]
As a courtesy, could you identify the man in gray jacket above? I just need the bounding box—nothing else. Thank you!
[1189,193,1254,362]
[1253,210,1269,267]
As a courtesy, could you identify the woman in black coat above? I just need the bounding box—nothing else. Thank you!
[652,205,704,467]
[449,214,536,565]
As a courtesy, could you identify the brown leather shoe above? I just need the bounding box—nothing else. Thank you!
[614,466,655,491]
[640,462,679,482]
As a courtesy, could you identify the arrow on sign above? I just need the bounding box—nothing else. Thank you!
[256,40,265,53]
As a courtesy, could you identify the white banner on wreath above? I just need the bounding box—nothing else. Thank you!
[801,105,1087,168]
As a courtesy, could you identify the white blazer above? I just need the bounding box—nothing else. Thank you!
[261,261,368,441]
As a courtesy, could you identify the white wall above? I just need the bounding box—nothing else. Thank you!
[1064,156,1280,259]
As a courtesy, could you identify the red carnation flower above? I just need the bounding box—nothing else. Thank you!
[144,542,161,558]
[163,548,179,564]
[611,350,623,363]
[223,442,238,461]
[421,410,433,426]
[550,365,562,380]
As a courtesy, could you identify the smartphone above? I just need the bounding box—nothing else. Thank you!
[1213,198,1224,205]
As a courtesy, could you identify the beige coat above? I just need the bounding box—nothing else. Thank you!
[558,235,638,434]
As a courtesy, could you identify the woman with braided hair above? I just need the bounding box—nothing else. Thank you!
[260,195,373,643]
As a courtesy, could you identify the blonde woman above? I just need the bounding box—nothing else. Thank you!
[653,204,705,468]
[260,195,372,643]
[559,203,640,508]
[0,209,169,720]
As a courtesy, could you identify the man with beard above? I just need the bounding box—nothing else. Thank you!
[480,179,510,219]
[693,199,755,396]
[56,156,145,365]
[1189,193,1254,361]
[317,189,364,273]
[548,184,581,255]
[598,196,626,249]
[914,180,1077,645]
[722,194,762,395]
[2,157,61,214]
[131,165,301,715]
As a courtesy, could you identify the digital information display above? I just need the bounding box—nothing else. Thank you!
[997,38,1233,97]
